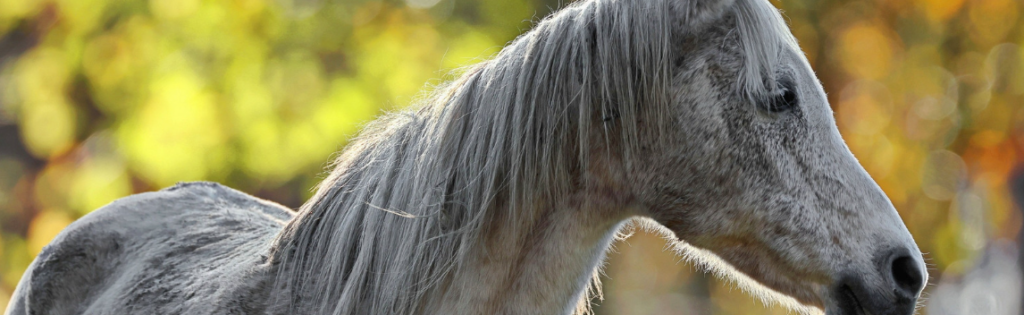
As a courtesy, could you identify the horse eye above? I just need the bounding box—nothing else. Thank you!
[762,80,798,112]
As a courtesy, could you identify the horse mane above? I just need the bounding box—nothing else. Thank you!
[268,0,795,314]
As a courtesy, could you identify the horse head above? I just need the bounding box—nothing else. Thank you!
[620,0,927,314]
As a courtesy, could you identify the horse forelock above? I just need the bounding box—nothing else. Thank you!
[734,0,801,100]
[267,0,794,314]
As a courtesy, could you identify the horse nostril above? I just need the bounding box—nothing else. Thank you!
[891,255,924,296]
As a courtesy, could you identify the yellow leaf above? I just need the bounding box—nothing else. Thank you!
[836,23,897,80]
[27,210,74,257]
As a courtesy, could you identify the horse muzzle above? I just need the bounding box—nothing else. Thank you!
[829,247,926,315]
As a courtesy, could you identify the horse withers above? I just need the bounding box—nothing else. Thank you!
[6,0,926,314]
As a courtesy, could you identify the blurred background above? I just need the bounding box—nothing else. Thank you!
[0,0,1022,313]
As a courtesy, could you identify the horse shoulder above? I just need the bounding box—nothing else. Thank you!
[6,181,294,315]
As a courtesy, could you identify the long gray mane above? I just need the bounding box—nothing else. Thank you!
[268,0,796,314]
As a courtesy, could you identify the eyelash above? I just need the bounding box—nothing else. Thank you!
[762,80,798,112]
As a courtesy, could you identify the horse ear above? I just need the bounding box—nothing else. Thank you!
[670,0,737,30]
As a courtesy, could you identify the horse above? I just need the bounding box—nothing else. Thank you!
[4,0,927,314]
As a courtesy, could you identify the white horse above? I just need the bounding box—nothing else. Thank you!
[5,0,927,314]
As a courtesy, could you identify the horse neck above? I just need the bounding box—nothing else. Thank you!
[264,116,633,314]
[425,190,631,315]
[266,175,632,315]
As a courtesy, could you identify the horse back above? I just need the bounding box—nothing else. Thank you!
[5,182,294,315]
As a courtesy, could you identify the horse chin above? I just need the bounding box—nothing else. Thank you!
[825,285,868,315]
[825,297,871,315]
[824,274,919,315]
[695,243,831,312]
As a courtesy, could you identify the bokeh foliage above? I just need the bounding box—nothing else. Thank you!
[0,0,1023,313]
